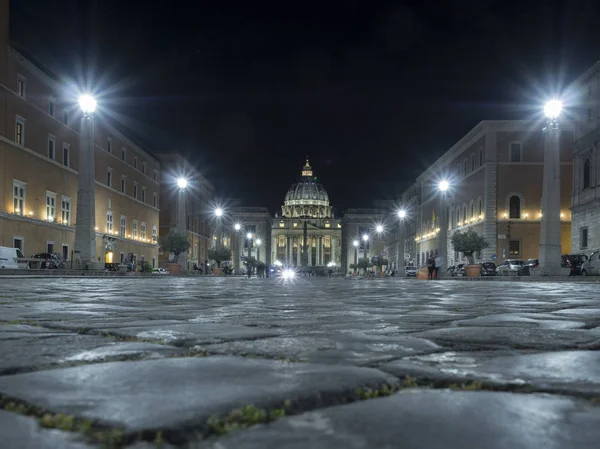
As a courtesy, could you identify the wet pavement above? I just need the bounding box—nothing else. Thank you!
[0,277,599,448]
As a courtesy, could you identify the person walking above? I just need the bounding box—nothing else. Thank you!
[434,254,442,279]
[426,255,435,280]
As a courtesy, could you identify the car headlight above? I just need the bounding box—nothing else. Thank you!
[282,269,296,280]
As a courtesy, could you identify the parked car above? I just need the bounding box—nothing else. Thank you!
[525,258,539,271]
[405,266,417,277]
[152,268,169,275]
[0,246,25,269]
[480,262,497,276]
[581,250,600,276]
[496,259,525,276]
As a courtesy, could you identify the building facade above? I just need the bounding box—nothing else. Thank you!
[0,5,160,266]
[157,153,214,270]
[571,61,600,254]
[340,209,386,274]
[271,160,342,270]
[410,120,573,268]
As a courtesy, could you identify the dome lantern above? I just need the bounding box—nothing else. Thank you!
[281,159,332,218]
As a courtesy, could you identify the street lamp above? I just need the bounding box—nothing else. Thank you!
[214,207,224,250]
[256,238,262,263]
[362,234,369,267]
[375,224,384,273]
[175,177,188,272]
[214,207,223,218]
[234,223,241,231]
[246,232,253,259]
[539,99,563,275]
[437,180,450,278]
[74,94,99,269]
[352,239,359,272]
[397,209,407,277]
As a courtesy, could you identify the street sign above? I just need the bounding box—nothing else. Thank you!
[491,254,497,260]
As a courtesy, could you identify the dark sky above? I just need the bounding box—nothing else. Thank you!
[10,0,600,212]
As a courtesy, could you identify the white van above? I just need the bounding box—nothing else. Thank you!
[581,250,600,276]
[0,246,26,269]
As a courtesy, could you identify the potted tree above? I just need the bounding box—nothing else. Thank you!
[207,247,232,275]
[159,231,190,275]
[357,257,372,276]
[451,228,489,277]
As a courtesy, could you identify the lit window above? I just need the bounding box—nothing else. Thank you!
[293,223,298,227]
[120,216,127,238]
[132,220,138,239]
[278,236,285,247]
[509,240,520,256]
[325,222,330,228]
[106,211,113,233]
[46,191,56,221]
[152,225,157,243]
[61,196,71,225]
[13,180,26,215]
[509,195,521,219]
[279,222,284,227]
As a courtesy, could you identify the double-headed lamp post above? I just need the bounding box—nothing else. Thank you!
[74,94,98,269]
[539,99,563,276]
[246,232,253,259]
[214,207,223,251]
[256,238,262,263]
[397,209,407,277]
[438,180,450,278]
[362,234,369,268]
[352,239,359,273]
[176,177,188,271]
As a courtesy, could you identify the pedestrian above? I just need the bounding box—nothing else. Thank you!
[426,255,435,280]
[434,255,442,279]
[247,265,252,279]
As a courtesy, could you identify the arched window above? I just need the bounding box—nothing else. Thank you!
[583,158,591,189]
[470,202,474,220]
[278,236,286,247]
[478,198,483,216]
[509,195,521,219]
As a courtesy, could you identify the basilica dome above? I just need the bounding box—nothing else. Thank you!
[282,160,332,218]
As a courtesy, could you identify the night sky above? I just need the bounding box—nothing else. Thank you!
[9,0,600,212]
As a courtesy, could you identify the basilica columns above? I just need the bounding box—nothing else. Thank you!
[287,236,292,265]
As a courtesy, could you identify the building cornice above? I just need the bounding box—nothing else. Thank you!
[572,60,600,87]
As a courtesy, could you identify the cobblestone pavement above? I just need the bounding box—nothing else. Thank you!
[0,277,599,448]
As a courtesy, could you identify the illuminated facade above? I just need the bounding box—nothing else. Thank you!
[271,160,341,268]
[0,7,160,266]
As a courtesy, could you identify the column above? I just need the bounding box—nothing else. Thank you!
[539,120,562,275]
[272,236,277,264]
[287,236,292,265]
[331,237,336,264]
[74,113,97,269]
[308,237,312,266]
[315,237,319,265]
[296,238,301,266]
[482,131,498,262]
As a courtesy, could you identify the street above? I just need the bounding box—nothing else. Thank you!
[0,277,599,448]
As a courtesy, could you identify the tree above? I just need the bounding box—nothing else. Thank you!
[245,256,257,268]
[371,257,389,268]
[159,231,190,264]
[207,247,232,268]
[451,228,488,265]
[357,257,372,272]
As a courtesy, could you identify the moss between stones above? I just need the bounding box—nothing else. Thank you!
[207,404,288,435]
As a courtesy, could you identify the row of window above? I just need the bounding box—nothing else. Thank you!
[105,138,158,182]
[455,147,486,179]
[106,170,158,207]
[105,211,157,243]
[12,180,72,224]
[276,236,333,248]
[16,75,69,125]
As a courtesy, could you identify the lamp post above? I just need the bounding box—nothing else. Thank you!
[214,207,223,251]
[246,232,253,259]
[397,209,407,277]
[256,238,262,263]
[438,180,450,278]
[176,177,188,271]
[353,239,359,273]
[539,100,563,276]
[74,94,99,270]
[362,234,369,273]
[375,224,384,273]
[234,223,241,271]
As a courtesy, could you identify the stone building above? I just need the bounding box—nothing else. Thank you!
[228,207,272,272]
[340,209,387,274]
[409,120,573,267]
[157,153,214,270]
[271,160,341,270]
[570,61,600,253]
[0,3,160,266]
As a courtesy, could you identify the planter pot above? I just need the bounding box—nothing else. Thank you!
[212,268,222,276]
[416,267,429,280]
[465,265,480,278]
[168,263,181,275]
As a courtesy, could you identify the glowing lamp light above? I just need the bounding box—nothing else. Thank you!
[362,234,369,242]
[94,227,99,231]
[214,207,223,217]
[234,223,241,231]
[177,178,188,190]
[398,209,407,219]
[78,94,97,114]
[438,180,450,192]
[561,213,565,219]
[282,268,296,280]
[256,238,262,246]
[246,232,253,240]
[28,211,33,216]
[544,99,562,120]
[376,224,383,233]
[353,240,359,247]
